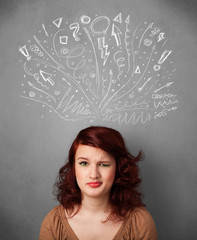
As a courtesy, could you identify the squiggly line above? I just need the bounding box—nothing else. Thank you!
[63,98,91,116]
[152,93,177,99]
[102,111,151,125]
[124,16,131,73]
[154,106,178,119]
[58,93,92,117]
[154,99,178,108]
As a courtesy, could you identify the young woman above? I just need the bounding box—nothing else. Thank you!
[39,126,158,240]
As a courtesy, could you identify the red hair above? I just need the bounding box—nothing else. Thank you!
[54,126,145,221]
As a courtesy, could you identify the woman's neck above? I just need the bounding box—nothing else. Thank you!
[80,194,111,215]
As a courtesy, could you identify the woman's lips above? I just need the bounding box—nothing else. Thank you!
[87,182,102,188]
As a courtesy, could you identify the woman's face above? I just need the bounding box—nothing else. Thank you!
[74,144,116,200]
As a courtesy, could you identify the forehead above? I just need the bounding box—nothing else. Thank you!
[75,144,115,161]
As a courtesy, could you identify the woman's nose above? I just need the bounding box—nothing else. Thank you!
[90,166,100,179]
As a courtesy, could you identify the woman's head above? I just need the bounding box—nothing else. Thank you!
[54,126,144,219]
[68,126,128,172]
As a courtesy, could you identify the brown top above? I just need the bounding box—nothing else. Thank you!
[39,205,158,240]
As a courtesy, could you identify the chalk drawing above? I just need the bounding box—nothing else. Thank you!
[124,15,131,73]
[42,24,48,37]
[19,13,178,124]
[158,50,172,64]
[80,15,91,25]
[19,45,31,61]
[98,37,110,66]
[114,13,122,24]
[53,17,63,28]
[69,22,80,41]
[111,24,122,47]
[90,16,110,35]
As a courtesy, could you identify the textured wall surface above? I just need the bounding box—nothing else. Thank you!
[0,0,197,239]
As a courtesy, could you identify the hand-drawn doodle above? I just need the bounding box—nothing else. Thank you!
[98,37,110,66]
[53,17,63,28]
[80,15,91,25]
[111,24,122,47]
[69,22,80,41]
[114,13,122,24]
[19,13,178,125]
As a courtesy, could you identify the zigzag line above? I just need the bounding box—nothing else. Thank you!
[62,99,91,116]
[102,111,151,125]
[154,99,178,109]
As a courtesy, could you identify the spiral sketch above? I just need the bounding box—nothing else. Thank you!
[19,13,178,125]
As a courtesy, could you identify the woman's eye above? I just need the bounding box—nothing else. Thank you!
[99,163,110,167]
[79,161,88,166]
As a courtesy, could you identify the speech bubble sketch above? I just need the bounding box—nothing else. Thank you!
[19,13,178,125]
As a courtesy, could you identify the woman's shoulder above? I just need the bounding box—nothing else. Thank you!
[129,206,157,227]
[123,207,158,239]
[46,205,62,215]
[41,205,66,226]
[39,205,70,240]
[130,206,155,220]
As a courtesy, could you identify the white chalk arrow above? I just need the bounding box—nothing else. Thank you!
[40,70,55,86]
[111,24,122,47]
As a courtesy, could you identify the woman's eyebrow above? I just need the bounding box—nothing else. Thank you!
[98,160,112,163]
[76,157,89,161]
[97,160,113,164]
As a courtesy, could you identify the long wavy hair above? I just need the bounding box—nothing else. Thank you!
[54,126,145,221]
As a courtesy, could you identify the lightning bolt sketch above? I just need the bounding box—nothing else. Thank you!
[98,37,110,66]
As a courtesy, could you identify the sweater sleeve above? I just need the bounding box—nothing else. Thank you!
[39,208,56,240]
[131,207,158,240]
[39,206,68,240]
